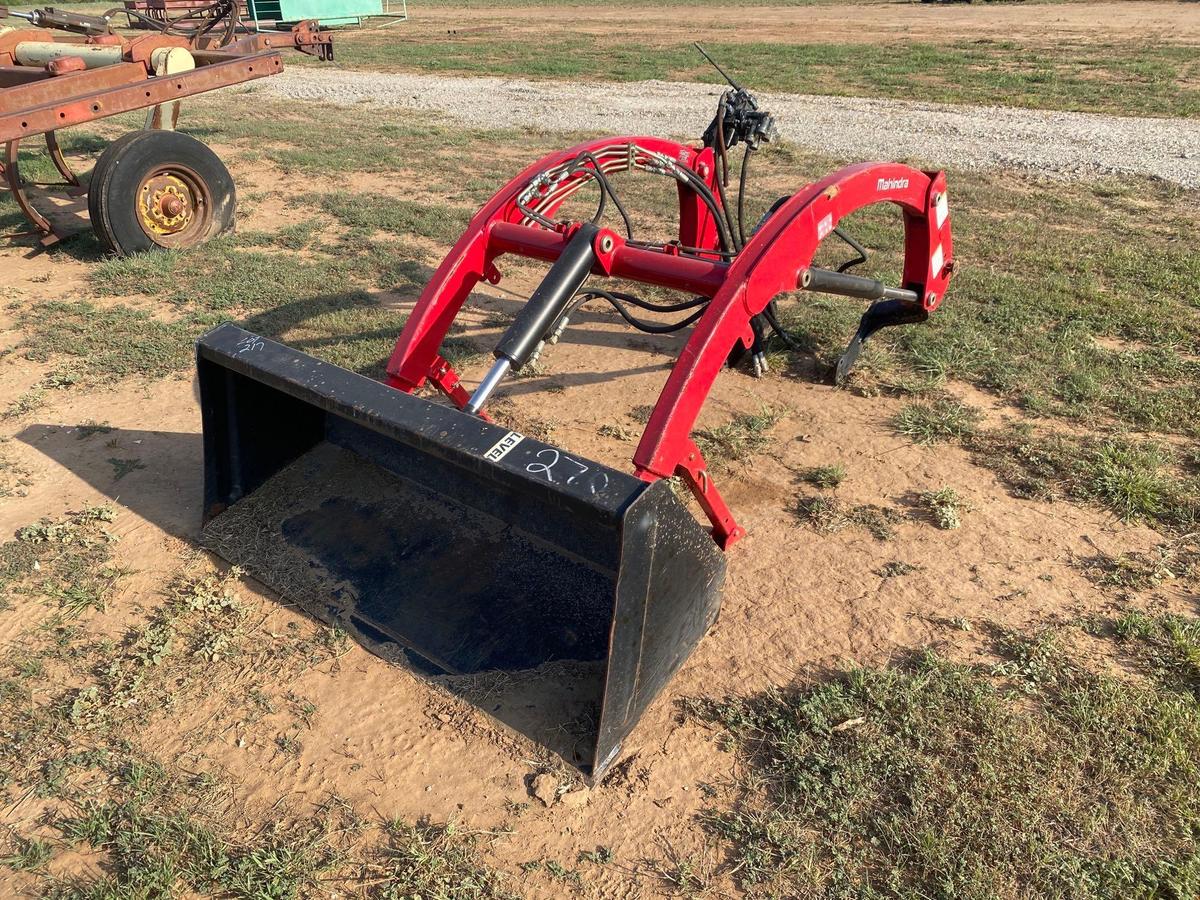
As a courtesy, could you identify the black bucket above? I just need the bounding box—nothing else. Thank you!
[196,324,725,779]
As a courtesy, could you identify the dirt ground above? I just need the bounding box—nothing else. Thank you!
[0,145,1178,897]
[405,1,1200,47]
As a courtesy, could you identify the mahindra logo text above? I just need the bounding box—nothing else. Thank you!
[877,177,909,191]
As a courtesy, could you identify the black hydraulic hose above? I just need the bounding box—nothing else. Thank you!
[568,151,633,239]
[737,145,754,249]
[711,97,742,252]
[589,288,708,315]
[762,302,802,351]
[567,153,608,230]
[712,165,741,253]
[715,96,730,186]
[577,289,708,334]
[675,165,733,253]
[833,226,869,272]
[516,199,559,230]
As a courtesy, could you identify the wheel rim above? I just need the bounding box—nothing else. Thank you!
[135,164,212,249]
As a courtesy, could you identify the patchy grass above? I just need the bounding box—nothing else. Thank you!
[694,406,784,472]
[15,229,429,385]
[1114,612,1200,697]
[894,398,981,445]
[0,511,517,899]
[795,496,903,541]
[798,463,846,489]
[1084,536,1200,593]
[14,301,201,382]
[2,507,119,616]
[969,426,1199,533]
[686,630,1200,898]
[0,835,53,873]
[318,192,471,243]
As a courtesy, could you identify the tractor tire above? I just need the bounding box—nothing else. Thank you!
[88,130,235,256]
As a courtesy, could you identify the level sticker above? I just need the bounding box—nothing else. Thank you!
[484,431,524,462]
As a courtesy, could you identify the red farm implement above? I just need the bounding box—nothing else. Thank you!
[196,57,955,778]
[0,3,331,252]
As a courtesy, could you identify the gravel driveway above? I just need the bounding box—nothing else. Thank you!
[258,69,1200,189]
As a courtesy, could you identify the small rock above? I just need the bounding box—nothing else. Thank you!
[530,773,559,807]
[559,788,590,809]
[436,712,452,724]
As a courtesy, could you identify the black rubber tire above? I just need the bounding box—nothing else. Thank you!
[88,130,236,256]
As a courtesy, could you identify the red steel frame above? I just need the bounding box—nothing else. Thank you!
[385,135,954,549]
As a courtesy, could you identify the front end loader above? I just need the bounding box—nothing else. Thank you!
[196,62,954,779]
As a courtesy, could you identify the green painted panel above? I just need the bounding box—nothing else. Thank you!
[248,0,382,24]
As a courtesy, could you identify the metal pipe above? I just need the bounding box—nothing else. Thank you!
[14,42,123,69]
[465,357,511,415]
[489,221,728,298]
[798,266,918,304]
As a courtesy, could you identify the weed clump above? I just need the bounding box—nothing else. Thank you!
[1114,611,1200,696]
[695,406,784,472]
[920,487,972,530]
[798,464,847,489]
[1083,536,1199,592]
[3,507,120,616]
[894,398,981,444]
[796,497,903,541]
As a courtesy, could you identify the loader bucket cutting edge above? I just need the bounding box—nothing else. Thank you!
[196,323,725,779]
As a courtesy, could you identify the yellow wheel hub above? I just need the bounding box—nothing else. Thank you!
[138,172,196,237]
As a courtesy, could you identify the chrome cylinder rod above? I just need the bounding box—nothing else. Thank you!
[465,357,511,415]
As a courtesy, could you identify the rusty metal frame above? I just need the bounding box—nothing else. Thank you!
[0,52,282,142]
[0,17,330,246]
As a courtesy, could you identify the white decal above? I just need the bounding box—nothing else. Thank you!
[817,213,833,240]
[876,177,910,192]
[931,244,944,276]
[935,192,949,229]
[484,431,524,462]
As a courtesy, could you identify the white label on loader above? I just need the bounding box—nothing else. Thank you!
[484,431,524,462]
[931,244,944,277]
[936,192,949,229]
[817,213,833,240]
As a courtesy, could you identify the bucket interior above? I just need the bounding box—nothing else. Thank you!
[197,324,726,778]
[204,434,621,770]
